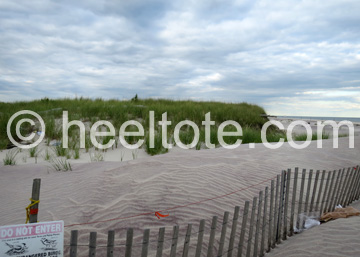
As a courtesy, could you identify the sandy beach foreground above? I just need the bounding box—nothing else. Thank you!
[0,119,359,256]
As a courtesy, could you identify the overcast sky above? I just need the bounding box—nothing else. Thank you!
[0,0,360,117]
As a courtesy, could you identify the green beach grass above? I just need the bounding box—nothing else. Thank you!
[1,97,284,155]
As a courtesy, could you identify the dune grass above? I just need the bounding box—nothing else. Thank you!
[0,97,282,155]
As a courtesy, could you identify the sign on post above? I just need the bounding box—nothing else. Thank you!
[0,221,64,257]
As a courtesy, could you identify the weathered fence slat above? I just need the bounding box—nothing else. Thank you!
[237,201,250,257]
[309,170,320,213]
[70,230,78,257]
[352,166,360,201]
[267,180,274,252]
[170,226,179,257]
[282,169,291,241]
[272,175,280,248]
[343,168,355,206]
[218,211,229,256]
[125,228,133,257]
[107,230,115,257]
[254,191,263,257]
[89,232,97,257]
[207,216,218,257]
[296,169,306,230]
[182,224,192,257]
[141,229,150,257]
[156,227,165,257]
[276,170,286,244]
[314,170,326,213]
[325,170,336,212]
[334,169,346,207]
[349,166,360,203]
[289,168,298,236]
[341,168,352,206]
[329,170,342,212]
[227,206,240,257]
[260,187,268,257]
[246,196,258,257]
[195,220,206,257]
[320,170,332,215]
[303,169,313,216]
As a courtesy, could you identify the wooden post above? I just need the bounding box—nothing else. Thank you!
[89,232,97,257]
[354,166,360,200]
[141,229,150,257]
[195,220,205,257]
[227,206,240,257]
[296,169,306,231]
[182,224,192,257]
[29,178,41,223]
[282,169,291,241]
[254,191,263,257]
[170,226,179,257]
[329,170,341,212]
[156,227,165,257]
[319,171,332,215]
[207,216,218,257]
[272,175,280,248]
[309,170,320,213]
[237,201,250,257]
[276,170,286,244]
[303,170,312,216]
[348,166,359,203]
[125,228,133,257]
[267,180,274,252]
[70,230,78,257]
[314,170,326,212]
[246,196,257,257]
[260,187,268,257]
[324,170,336,213]
[334,169,345,207]
[341,168,352,206]
[218,212,229,257]
[351,166,360,202]
[107,230,115,257]
[339,168,350,206]
[289,168,298,236]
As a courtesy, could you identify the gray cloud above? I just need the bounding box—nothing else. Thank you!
[0,0,360,116]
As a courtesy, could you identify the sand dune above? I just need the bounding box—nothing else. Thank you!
[0,134,359,256]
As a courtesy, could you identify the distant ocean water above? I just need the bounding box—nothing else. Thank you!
[277,116,360,123]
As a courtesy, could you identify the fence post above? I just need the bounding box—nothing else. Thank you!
[254,191,263,257]
[227,206,240,257]
[182,224,192,257]
[289,168,298,236]
[267,180,274,252]
[282,169,291,241]
[272,175,280,248]
[70,230,78,257]
[260,187,268,257]
[302,169,313,229]
[218,212,229,257]
[237,201,250,257]
[340,168,352,206]
[170,226,179,257]
[320,171,332,215]
[156,227,165,257]
[125,228,133,257]
[324,170,336,213]
[296,169,306,231]
[276,170,286,244]
[329,170,341,212]
[309,170,320,213]
[246,196,257,257]
[141,229,150,257]
[207,216,218,257]
[29,178,41,223]
[195,220,206,257]
[107,230,115,257]
[89,232,97,257]
[315,170,326,213]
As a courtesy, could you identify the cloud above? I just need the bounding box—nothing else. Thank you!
[0,0,359,117]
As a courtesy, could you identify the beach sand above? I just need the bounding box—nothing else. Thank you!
[0,119,359,256]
